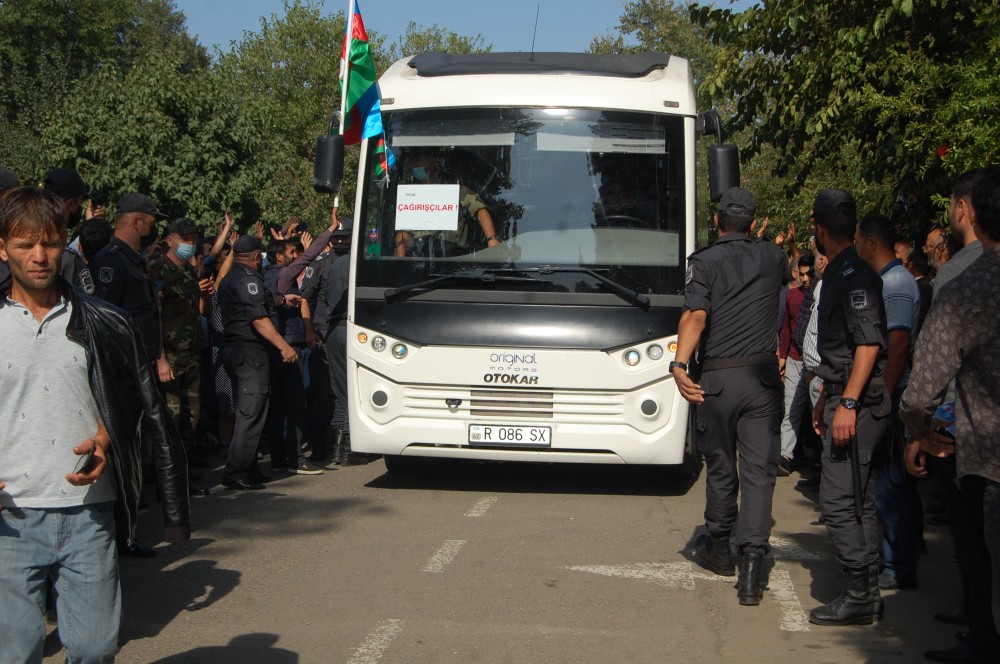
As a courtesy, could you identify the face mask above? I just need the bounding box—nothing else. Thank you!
[411,167,428,182]
[333,242,351,256]
[68,208,84,229]
[140,225,158,249]
[175,242,196,262]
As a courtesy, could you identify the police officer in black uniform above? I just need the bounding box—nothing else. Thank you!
[89,194,169,370]
[300,217,352,463]
[322,221,357,465]
[807,189,890,626]
[217,236,301,490]
[672,187,787,606]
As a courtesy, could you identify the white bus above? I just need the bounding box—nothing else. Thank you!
[323,52,738,476]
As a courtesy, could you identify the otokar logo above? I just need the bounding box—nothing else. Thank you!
[483,373,539,385]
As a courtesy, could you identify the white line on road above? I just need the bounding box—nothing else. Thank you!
[422,540,467,573]
[769,536,831,561]
[566,562,732,590]
[347,619,405,664]
[465,496,498,517]
[770,563,811,632]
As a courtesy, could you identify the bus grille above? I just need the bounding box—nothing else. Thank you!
[401,386,625,422]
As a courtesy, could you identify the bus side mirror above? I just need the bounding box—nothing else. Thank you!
[313,133,344,195]
[708,143,740,202]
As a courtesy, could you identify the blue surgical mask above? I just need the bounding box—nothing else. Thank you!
[412,167,428,182]
[175,242,196,262]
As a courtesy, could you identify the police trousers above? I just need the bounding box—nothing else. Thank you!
[697,363,783,552]
[819,395,887,570]
[222,344,270,482]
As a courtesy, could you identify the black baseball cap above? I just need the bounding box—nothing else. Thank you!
[333,216,353,237]
[0,166,18,191]
[719,187,756,216]
[233,235,262,254]
[168,217,199,236]
[117,193,168,219]
[43,167,91,200]
[813,189,857,216]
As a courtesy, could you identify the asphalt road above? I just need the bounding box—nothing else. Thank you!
[44,457,963,663]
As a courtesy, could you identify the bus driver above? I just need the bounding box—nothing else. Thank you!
[394,150,502,257]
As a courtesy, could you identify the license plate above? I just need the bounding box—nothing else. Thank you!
[469,424,551,447]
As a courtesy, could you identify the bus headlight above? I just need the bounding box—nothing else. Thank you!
[392,343,408,359]
[371,336,387,352]
[668,341,678,354]
[647,344,664,361]
[624,349,641,366]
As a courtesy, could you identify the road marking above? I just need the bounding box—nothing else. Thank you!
[568,560,810,632]
[566,562,731,590]
[347,619,404,664]
[465,496,498,517]
[770,563,810,632]
[422,540,467,573]
[769,536,831,562]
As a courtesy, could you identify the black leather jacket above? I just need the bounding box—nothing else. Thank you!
[1,279,191,544]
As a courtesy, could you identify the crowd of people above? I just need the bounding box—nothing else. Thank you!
[0,166,358,663]
[675,167,1000,663]
[1,160,998,663]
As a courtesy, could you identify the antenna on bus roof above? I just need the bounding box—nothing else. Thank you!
[530,3,540,60]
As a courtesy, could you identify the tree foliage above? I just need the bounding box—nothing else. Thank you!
[692,0,1000,201]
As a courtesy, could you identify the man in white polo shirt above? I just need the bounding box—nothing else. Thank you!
[0,186,190,663]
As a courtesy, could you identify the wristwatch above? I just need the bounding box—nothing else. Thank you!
[485,234,500,242]
[668,360,688,372]
[840,397,860,411]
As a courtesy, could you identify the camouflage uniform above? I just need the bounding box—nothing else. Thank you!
[159,258,204,454]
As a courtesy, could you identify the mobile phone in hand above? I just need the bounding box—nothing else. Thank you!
[72,448,96,474]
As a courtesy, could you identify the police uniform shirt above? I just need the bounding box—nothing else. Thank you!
[218,263,277,346]
[88,237,161,361]
[814,245,888,384]
[321,252,351,329]
[299,251,333,336]
[683,235,787,360]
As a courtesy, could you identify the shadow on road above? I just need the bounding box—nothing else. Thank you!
[148,633,298,663]
[366,458,699,497]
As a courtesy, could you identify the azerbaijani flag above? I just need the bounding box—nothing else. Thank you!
[340,0,384,145]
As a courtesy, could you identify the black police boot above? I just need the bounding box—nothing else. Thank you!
[332,430,351,466]
[869,564,884,621]
[737,548,766,606]
[694,533,735,577]
[809,567,877,626]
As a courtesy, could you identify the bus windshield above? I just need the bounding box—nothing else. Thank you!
[358,107,687,297]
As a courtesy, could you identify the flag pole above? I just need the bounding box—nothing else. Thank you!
[334,0,357,209]
[339,0,355,136]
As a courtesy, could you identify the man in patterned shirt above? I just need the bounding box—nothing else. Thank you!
[902,164,1000,663]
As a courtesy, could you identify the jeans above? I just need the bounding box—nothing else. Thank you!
[0,502,120,664]
[874,442,920,581]
[779,357,810,459]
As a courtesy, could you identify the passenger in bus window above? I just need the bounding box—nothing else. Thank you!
[394,150,501,257]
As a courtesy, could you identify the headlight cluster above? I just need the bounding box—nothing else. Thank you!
[357,331,409,360]
[621,341,677,367]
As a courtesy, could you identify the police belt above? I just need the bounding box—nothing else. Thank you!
[699,352,777,373]
[823,382,846,396]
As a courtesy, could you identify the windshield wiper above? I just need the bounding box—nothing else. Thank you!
[534,265,651,308]
[383,270,538,300]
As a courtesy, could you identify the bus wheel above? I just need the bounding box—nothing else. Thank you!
[383,454,421,477]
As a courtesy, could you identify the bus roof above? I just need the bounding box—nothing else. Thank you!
[378,52,696,117]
